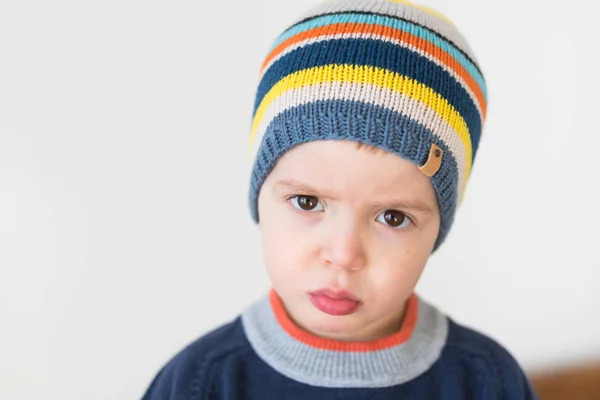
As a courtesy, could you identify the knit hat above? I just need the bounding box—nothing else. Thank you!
[247,0,487,252]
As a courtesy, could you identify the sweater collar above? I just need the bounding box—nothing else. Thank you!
[241,289,448,388]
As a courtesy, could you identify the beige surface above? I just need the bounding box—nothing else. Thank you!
[530,361,600,400]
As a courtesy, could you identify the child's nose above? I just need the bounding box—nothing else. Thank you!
[319,222,368,271]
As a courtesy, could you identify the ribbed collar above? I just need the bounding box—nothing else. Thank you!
[241,289,448,388]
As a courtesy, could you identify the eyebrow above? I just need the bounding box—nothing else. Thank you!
[273,179,432,214]
[373,198,432,214]
[274,179,340,200]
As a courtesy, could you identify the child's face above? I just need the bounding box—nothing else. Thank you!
[257,140,440,341]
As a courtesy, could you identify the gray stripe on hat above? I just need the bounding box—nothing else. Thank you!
[241,293,448,388]
[291,0,479,68]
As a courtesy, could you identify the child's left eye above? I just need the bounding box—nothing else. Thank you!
[376,210,412,229]
[289,195,324,212]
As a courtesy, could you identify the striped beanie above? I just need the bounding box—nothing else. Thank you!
[247,0,487,252]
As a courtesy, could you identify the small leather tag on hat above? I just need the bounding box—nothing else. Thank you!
[418,144,443,177]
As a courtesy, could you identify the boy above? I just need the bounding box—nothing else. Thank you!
[142,0,539,398]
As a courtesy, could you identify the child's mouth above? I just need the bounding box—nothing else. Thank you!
[308,288,362,316]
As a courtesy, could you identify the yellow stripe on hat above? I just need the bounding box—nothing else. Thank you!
[248,64,473,184]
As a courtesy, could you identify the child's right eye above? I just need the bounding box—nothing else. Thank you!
[289,195,324,212]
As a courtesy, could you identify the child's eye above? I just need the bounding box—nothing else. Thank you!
[376,210,411,229]
[289,195,324,212]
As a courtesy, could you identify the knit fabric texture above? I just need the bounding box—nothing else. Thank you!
[247,0,488,251]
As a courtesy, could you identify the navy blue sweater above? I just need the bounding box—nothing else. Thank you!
[142,292,538,399]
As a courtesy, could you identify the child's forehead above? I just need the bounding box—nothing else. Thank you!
[271,142,433,203]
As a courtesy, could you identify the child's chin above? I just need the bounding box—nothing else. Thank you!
[307,314,364,340]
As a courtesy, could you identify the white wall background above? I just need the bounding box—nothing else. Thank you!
[1,0,599,398]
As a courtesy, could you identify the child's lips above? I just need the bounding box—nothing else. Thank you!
[308,288,362,316]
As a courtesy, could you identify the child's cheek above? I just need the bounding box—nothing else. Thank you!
[370,245,426,292]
